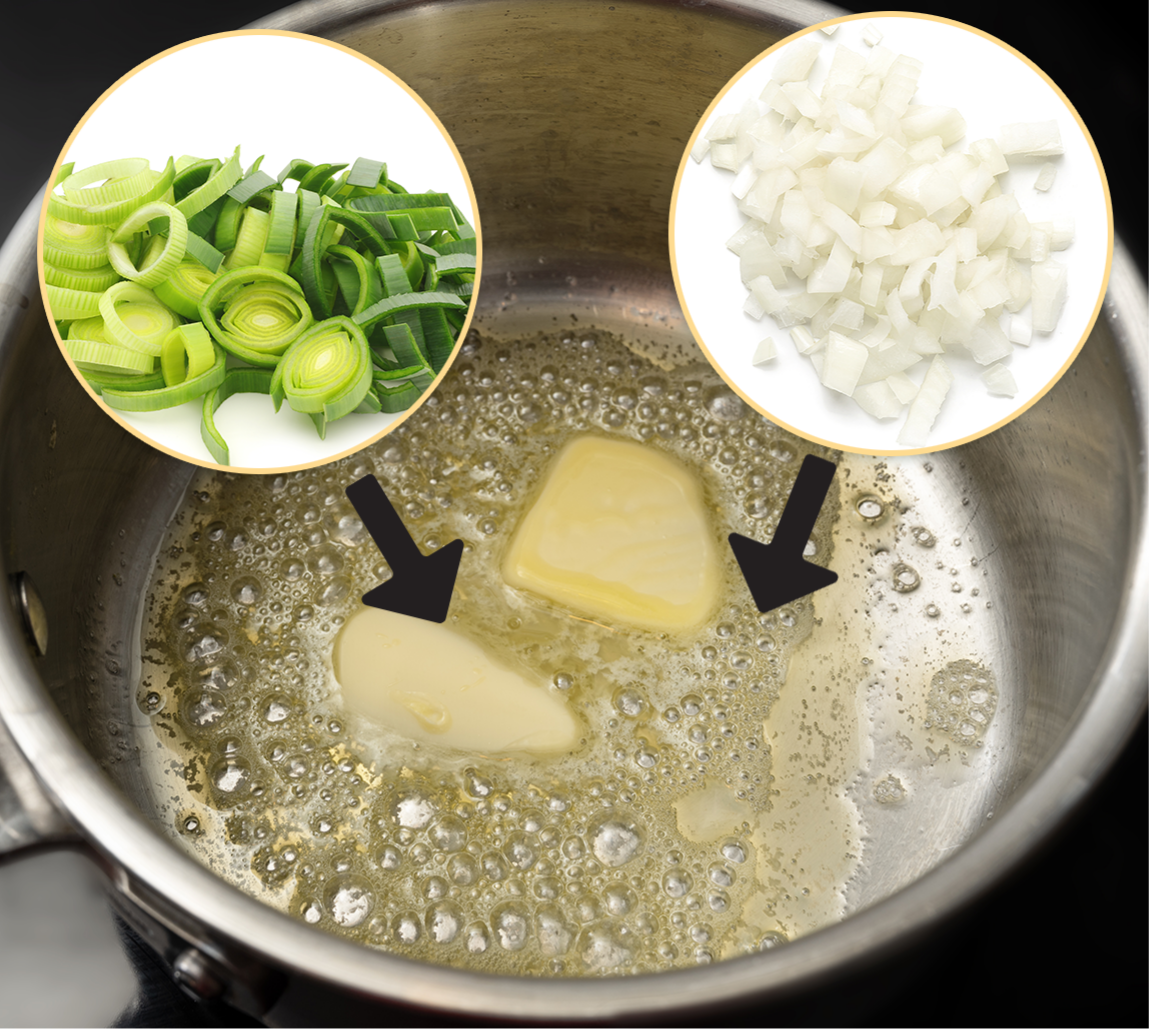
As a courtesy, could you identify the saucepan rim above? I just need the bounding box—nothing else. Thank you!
[0,0,1145,1016]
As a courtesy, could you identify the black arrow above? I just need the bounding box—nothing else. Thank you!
[345,474,464,623]
[729,454,838,613]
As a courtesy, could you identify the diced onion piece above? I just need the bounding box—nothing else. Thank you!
[861,22,883,47]
[981,362,1018,397]
[968,138,1008,176]
[858,200,896,227]
[772,37,822,83]
[789,325,820,355]
[1006,315,1032,346]
[706,114,739,142]
[859,315,891,348]
[886,371,919,404]
[819,203,863,251]
[739,236,787,287]
[1048,218,1075,250]
[828,297,864,331]
[964,318,1014,365]
[819,331,868,394]
[806,238,854,294]
[752,337,777,365]
[901,106,966,148]
[897,355,953,446]
[781,81,822,119]
[730,162,758,199]
[853,379,901,418]
[825,158,866,212]
[860,339,924,386]
[747,275,788,317]
[1030,259,1068,333]
[710,142,741,172]
[998,120,1063,158]
[1034,163,1057,191]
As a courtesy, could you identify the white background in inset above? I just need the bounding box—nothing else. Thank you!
[56,32,476,470]
[672,16,1110,454]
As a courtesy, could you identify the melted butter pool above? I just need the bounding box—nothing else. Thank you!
[131,327,997,974]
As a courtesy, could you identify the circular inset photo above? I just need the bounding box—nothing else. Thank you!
[39,30,479,471]
[671,13,1111,455]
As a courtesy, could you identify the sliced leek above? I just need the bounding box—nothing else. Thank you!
[98,282,179,356]
[43,217,111,270]
[43,148,476,464]
[270,315,372,427]
[201,368,275,466]
[107,202,188,288]
[101,341,226,412]
[48,158,175,226]
[199,266,313,366]
[66,338,155,374]
[161,322,215,386]
[44,262,120,293]
[46,282,105,320]
[154,258,218,317]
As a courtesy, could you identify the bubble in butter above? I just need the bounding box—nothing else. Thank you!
[335,606,581,754]
[502,436,719,631]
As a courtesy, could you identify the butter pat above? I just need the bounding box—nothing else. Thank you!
[502,436,719,631]
[335,607,580,754]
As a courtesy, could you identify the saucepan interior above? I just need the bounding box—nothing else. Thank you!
[0,0,1144,1022]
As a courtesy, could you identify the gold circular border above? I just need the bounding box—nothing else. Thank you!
[37,28,482,475]
[668,11,1114,458]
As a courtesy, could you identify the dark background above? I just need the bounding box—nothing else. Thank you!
[2,1,1145,1026]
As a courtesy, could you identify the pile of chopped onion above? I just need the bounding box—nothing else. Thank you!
[692,36,1072,446]
[43,149,476,465]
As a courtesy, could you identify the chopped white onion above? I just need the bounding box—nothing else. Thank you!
[696,31,1074,446]
[897,355,953,446]
[853,379,900,417]
[1006,314,1032,346]
[752,337,777,364]
[820,331,869,394]
[1031,259,1068,333]
[886,371,920,404]
[998,120,1064,159]
[981,362,1018,397]
[1034,162,1057,191]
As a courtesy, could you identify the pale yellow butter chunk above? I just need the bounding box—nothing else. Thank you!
[502,436,719,631]
[335,607,580,754]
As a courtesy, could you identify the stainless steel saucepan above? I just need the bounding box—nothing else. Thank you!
[1,1,1145,1023]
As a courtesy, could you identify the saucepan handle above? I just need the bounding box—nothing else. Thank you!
[0,572,79,860]
[0,709,78,859]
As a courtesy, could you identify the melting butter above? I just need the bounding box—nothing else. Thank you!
[502,436,719,631]
[674,783,754,843]
[335,607,580,754]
